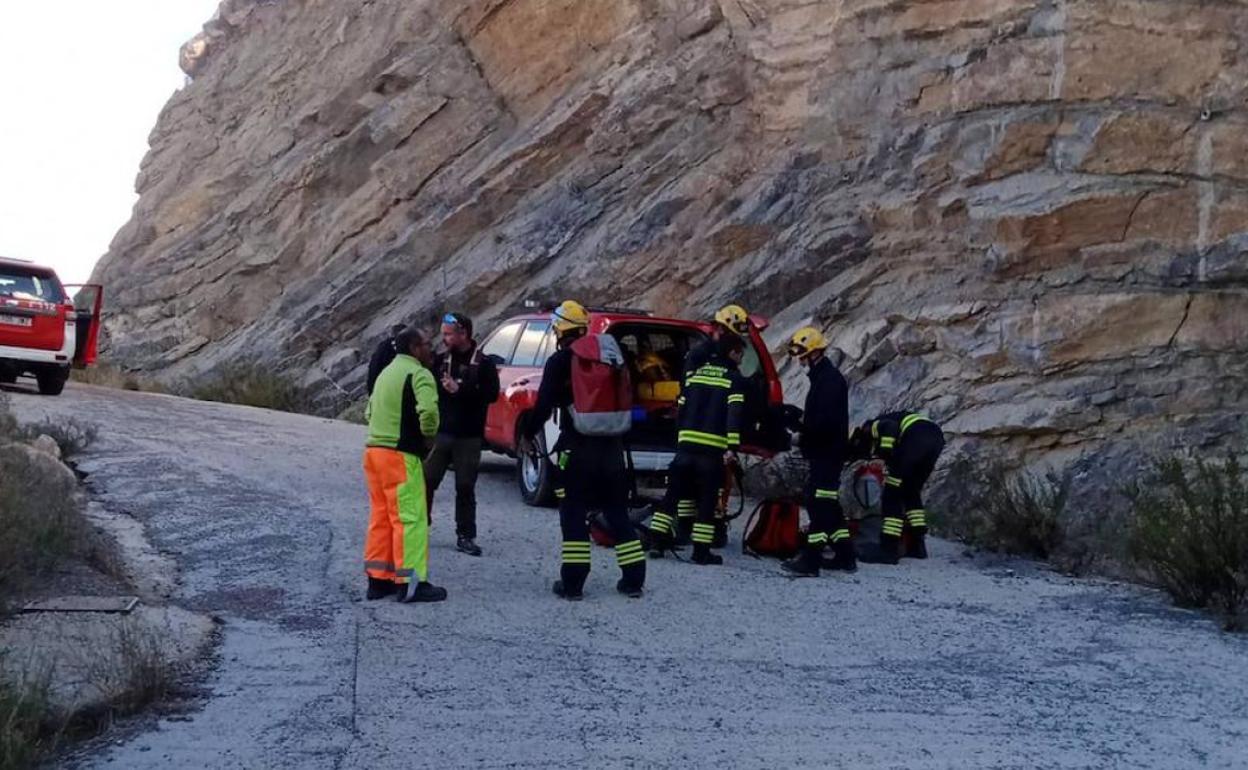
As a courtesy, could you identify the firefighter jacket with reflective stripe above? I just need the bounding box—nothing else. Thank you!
[676,355,746,453]
[869,411,933,459]
[366,354,440,456]
[798,355,849,461]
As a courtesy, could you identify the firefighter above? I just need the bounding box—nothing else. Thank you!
[523,300,646,600]
[683,303,751,377]
[847,411,946,564]
[670,303,752,544]
[362,327,447,603]
[781,326,856,577]
[647,332,748,565]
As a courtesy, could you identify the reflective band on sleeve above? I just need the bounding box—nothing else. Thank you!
[727,394,746,404]
[814,489,839,499]
[726,432,741,445]
[558,452,569,470]
[900,414,930,434]
[871,421,879,439]
[687,375,732,389]
[885,476,903,488]
[555,488,566,499]
[879,437,896,449]
[678,430,729,449]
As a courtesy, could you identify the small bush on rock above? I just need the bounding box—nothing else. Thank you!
[1124,455,1248,631]
[20,418,98,460]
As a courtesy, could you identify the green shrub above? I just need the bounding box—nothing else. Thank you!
[181,364,307,413]
[1124,455,1248,631]
[936,456,1071,556]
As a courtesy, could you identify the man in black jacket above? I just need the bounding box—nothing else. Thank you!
[425,313,501,557]
[524,300,646,600]
[782,326,856,577]
[366,324,408,395]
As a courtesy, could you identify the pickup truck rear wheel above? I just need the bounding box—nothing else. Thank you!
[517,429,557,508]
[36,367,68,396]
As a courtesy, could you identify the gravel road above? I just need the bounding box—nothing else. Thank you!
[10,383,1248,769]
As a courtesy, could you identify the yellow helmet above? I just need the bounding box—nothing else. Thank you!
[551,300,590,337]
[714,304,750,335]
[788,326,828,359]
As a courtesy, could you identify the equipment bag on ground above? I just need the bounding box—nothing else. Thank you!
[568,334,633,436]
[742,498,802,559]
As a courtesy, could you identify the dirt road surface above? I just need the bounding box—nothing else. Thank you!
[10,384,1248,769]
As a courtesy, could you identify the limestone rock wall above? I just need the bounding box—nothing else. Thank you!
[96,0,1248,487]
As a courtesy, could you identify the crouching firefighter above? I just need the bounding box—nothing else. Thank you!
[647,332,748,566]
[523,300,647,600]
[782,326,856,577]
[848,411,946,564]
[362,328,447,603]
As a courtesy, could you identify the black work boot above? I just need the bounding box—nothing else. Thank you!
[646,529,676,558]
[904,533,928,559]
[456,536,483,557]
[552,580,584,601]
[822,540,858,572]
[691,545,723,566]
[782,547,822,577]
[616,579,644,598]
[366,577,397,600]
[858,537,901,565]
[397,581,448,603]
[711,520,729,549]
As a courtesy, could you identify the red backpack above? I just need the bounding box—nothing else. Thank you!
[742,498,802,559]
[568,335,633,436]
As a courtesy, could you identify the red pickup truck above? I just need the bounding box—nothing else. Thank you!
[478,306,788,505]
[0,257,103,395]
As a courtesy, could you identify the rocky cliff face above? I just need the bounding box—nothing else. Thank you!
[97,0,1247,486]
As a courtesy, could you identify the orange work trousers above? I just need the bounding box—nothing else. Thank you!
[363,447,430,584]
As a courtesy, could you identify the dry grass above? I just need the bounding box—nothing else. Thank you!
[179,363,308,413]
[0,662,56,770]
[79,620,177,718]
[1125,455,1248,631]
[70,363,165,393]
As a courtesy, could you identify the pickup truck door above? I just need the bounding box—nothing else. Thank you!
[64,284,104,367]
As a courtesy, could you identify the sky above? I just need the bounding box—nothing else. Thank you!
[0,1,221,284]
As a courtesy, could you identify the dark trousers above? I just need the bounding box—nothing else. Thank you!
[650,450,722,547]
[881,422,945,542]
[557,437,645,592]
[805,455,849,550]
[424,435,483,540]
